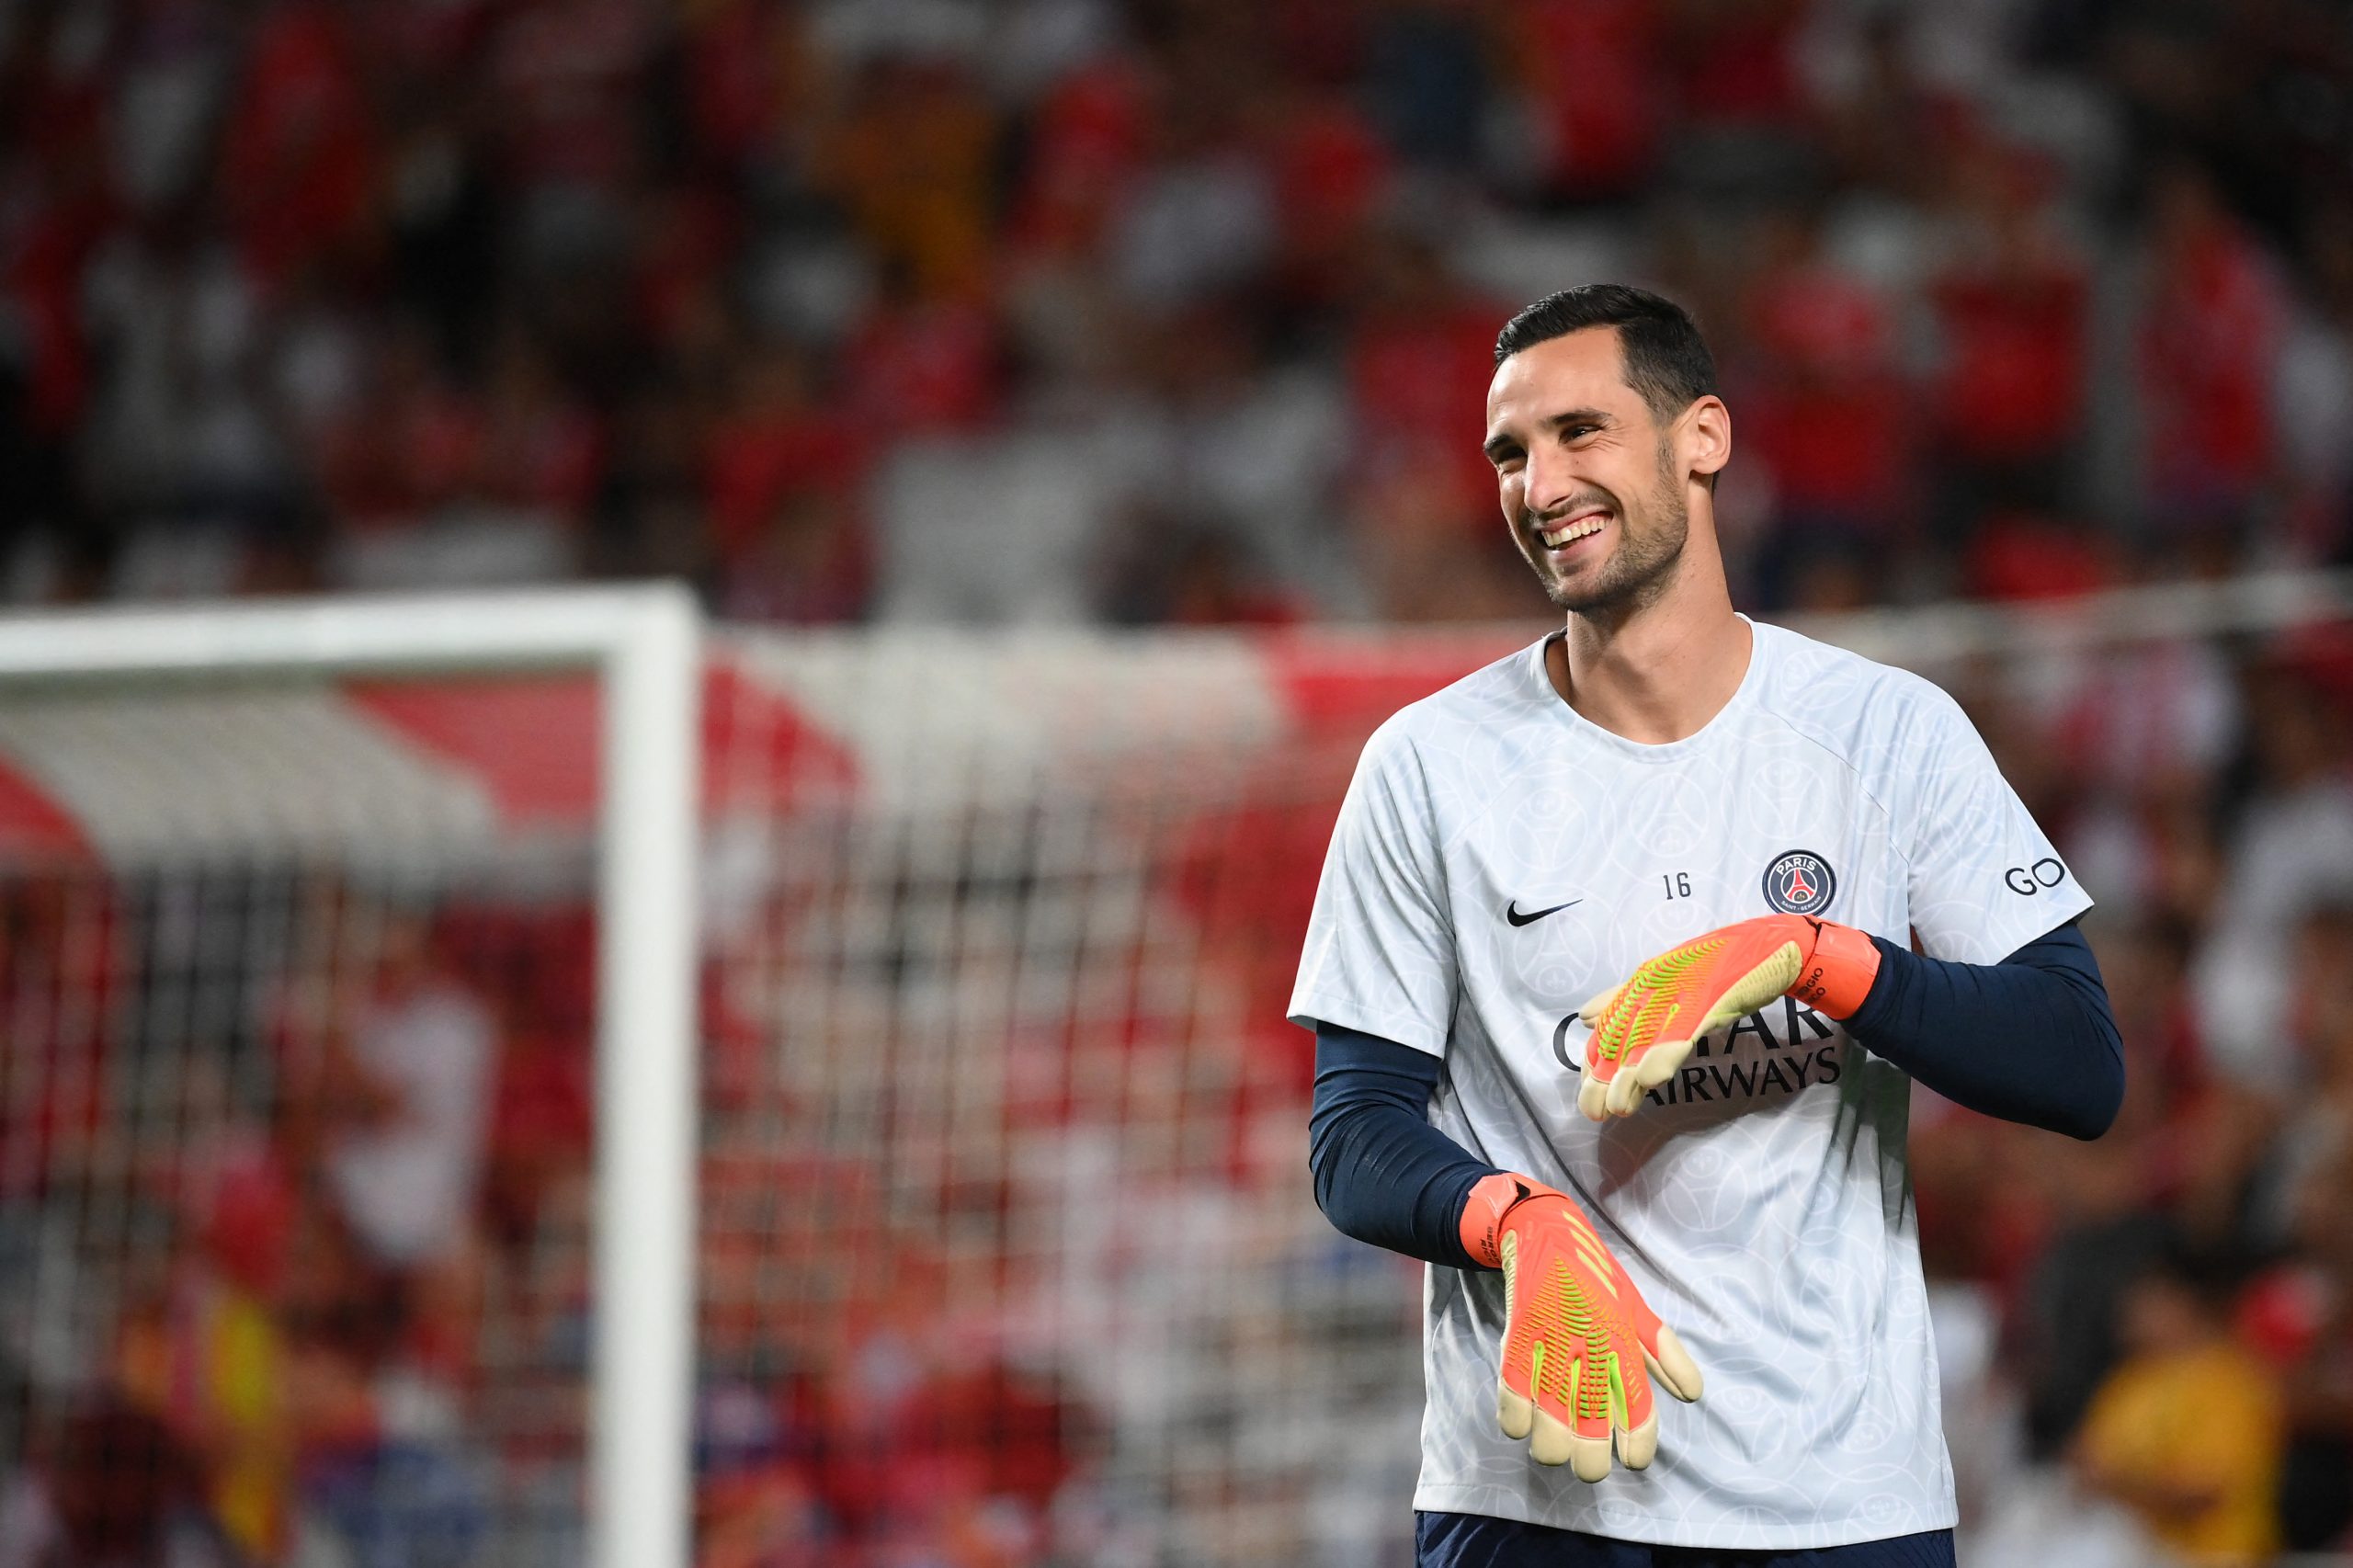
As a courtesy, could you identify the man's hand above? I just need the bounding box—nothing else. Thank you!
[1461,1174,1702,1480]
[1575,915,1881,1121]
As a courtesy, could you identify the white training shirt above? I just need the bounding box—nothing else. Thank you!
[1289,619,2091,1550]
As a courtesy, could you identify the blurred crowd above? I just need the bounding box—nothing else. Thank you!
[4,0,2353,619]
[1917,623,2353,1567]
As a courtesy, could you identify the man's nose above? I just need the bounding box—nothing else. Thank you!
[1523,446,1579,515]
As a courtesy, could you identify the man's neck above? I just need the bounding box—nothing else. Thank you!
[1549,565,1751,745]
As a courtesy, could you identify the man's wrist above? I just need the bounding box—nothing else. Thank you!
[1793,917,1882,1019]
[1458,1170,1544,1270]
[1836,934,1916,1040]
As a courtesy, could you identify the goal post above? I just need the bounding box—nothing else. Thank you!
[0,585,699,1568]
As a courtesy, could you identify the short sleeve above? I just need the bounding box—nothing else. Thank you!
[1900,685,2094,963]
[1287,718,1459,1056]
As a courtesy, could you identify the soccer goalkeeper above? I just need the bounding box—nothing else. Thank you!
[1291,286,2120,1568]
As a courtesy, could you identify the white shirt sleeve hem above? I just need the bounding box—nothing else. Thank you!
[1286,994,1449,1058]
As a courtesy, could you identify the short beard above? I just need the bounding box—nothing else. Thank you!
[1524,443,1690,618]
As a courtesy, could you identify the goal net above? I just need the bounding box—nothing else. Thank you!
[2,573,2347,1567]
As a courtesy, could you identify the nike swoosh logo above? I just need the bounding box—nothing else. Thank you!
[1506,899,1582,927]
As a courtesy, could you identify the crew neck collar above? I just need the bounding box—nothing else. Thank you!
[1526,616,1766,763]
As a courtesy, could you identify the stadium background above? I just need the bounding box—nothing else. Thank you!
[3,1,2353,1565]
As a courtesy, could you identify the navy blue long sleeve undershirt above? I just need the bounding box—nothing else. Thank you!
[1307,922,2123,1270]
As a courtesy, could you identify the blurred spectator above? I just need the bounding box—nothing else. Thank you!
[472,328,603,527]
[0,876,122,1206]
[0,1397,241,1568]
[1335,214,1506,618]
[301,907,496,1278]
[703,338,867,577]
[1499,0,1665,201]
[2287,199,2353,566]
[1085,303,1345,616]
[1360,0,1489,176]
[1105,23,1274,309]
[809,51,1000,307]
[2013,1131,2176,1461]
[719,487,871,625]
[112,1150,307,1562]
[214,0,380,293]
[1100,513,1301,626]
[2074,1254,2285,1567]
[1671,0,1809,134]
[1736,207,1912,606]
[1924,135,2091,539]
[873,422,1105,624]
[2133,163,2287,560]
[838,289,1000,441]
[2242,902,2353,1551]
[2190,667,2353,1099]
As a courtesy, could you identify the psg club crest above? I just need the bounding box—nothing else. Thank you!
[1762,849,1836,915]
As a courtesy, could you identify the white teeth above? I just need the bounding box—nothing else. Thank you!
[1540,516,1606,548]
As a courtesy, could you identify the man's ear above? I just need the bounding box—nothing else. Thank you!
[1679,396,1731,484]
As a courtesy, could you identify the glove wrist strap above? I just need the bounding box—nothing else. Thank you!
[1792,918,1881,1019]
[1460,1171,1561,1270]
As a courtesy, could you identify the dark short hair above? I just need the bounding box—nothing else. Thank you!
[1493,284,1717,423]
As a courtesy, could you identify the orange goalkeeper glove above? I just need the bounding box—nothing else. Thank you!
[1460,1173,1703,1480]
[1575,915,1881,1121]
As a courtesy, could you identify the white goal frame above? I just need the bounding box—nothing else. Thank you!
[0,585,702,1568]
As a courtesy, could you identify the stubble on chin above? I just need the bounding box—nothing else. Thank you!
[1529,486,1690,618]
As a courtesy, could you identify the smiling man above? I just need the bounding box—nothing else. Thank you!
[1290,284,2125,1567]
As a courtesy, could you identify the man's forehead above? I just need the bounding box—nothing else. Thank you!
[1485,327,1635,420]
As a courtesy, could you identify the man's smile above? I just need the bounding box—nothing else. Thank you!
[1537,509,1608,550]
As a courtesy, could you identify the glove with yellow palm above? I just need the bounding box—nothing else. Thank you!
[1460,1173,1703,1480]
[1574,914,1882,1121]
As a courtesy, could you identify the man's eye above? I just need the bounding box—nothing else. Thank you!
[1562,425,1595,441]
